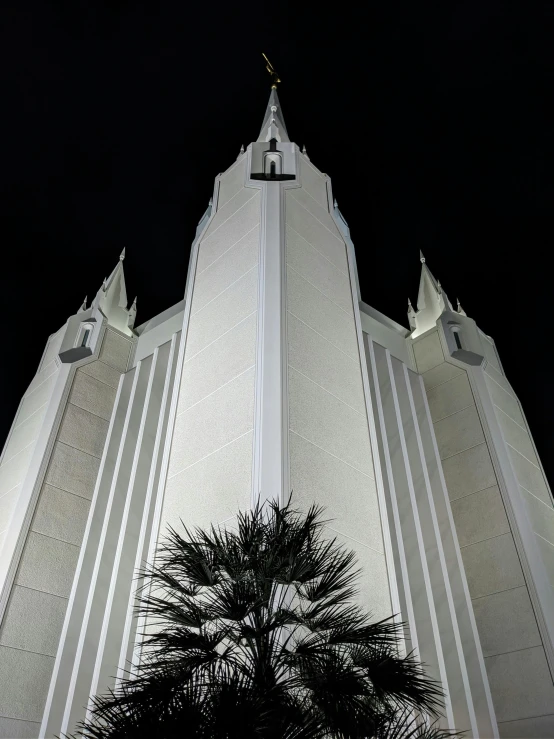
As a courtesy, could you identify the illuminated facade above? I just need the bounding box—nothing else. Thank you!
[1,91,554,738]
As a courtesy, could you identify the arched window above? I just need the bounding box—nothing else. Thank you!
[77,323,93,348]
[263,152,282,177]
[451,326,462,350]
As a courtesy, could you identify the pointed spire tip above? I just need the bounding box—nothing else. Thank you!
[420,250,426,263]
[120,247,125,261]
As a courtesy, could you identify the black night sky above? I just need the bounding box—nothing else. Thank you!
[1,2,553,485]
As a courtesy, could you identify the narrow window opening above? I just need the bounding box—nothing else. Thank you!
[81,329,91,347]
[453,330,462,350]
[270,161,276,178]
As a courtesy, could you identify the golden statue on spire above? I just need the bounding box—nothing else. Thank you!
[262,53,281,88]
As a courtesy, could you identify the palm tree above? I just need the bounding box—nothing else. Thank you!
[76,500,456,738]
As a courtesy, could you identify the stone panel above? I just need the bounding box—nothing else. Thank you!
[163,430,252,534]
[178,312,256,414]
[450,486,509,547]
[412,331,444,374]
[98,329,132,372]
[32,484,90,546]
[0,443,34,497]
[498,713,554,738]
[25,359,57,397]
[460,532,525,599]
[299,156,328,208]
[168,367,255,477]
[16,531,80,598]
[421,361,465,391]
[17,372,56,426]
[69,370,117,421]
[185,266,258,359]
[287,267,358,359]
[484,363,515,398]
[288,313,365,413]
[191,225,259,314]
[441,443,497,500]
[0,716,41,738]
[290,431,382,553]
[4,407,46,464]
[522,487,554,547]
[0,645,53,722]
[217,158,246,208]
[434,406,485,460]
[197,190,260,272]
[288,367,373,477]
[0,486,19,534]
[78,359,122,389]
[508,446,552,507]
[0,585,67,657]
[496,409,539,467]
[471,586,541,658]
[44,441,100,500]
[487,374,526,428]
[286,226,352,313]
[536,535,554,592]
[426,372,474,423]
[57,403,109,459]
[285,191,347,273]
[40,327,64,369]
[485,646,554,723]
[288,187,334,230]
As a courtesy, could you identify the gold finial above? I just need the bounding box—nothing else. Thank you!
[262,53,281,88]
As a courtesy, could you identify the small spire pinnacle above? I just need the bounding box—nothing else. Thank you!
[333,198,338,209]
[437,280,443,297]
[302,145,307,154]
[209,197,213,207]
[420,250,426,263]
[408,297,413,310]
[102,277,107,292]
[79,296,87,312]
[457,298,467,316]
[120,248,125,261]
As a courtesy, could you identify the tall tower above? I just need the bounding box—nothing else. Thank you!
[0,86,553,738]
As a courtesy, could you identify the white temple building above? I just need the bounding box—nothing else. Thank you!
[1,88,554,738]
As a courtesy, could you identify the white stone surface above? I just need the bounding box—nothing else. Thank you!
[412,331,444,373]
[485,646,554,723]
[32,484,90,546]
[44,441,101,500]
[98,329,132,372]
[78,359,122,388]
[16,531,80,598]
[0,443,34,498]
[4,406,46,464]
[521,487,554,547]
[460,532,525,599]
[0,585,67,656]
[285,191,347,273]
[426,372,474,422]
[0,646,53,722]
[421,361,465,390]
[286,225,352,313]
[69,370,118,421]
[0,485,19,534]
[288,187,334,231]
[191,225,259,315]
[484,363,515,399]
[184,266,258,359]
[498,713,554,738]
[496,407,539,466]
[178,312,256,414]
[287,267,358,359]
[299,156,328,208]
[441,443,497,500]
[508,445,552,507]
[450,486,510,547]
[217,158,246,209]
[25,360,57,398]
[471,586,541,658]
[0,716,41,738]
[57,403,109,458]
[168,367,255,477]
[287,313,365,413]
[288,367,373,478]
[486,374,526,428]
[434,406,485,460]
[17,372,56,427]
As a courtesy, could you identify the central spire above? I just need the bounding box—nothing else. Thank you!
[257,87,290,143]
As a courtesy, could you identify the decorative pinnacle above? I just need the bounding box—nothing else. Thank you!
[80,296,87,312]
[437,280,443,295]
[130,296,137,309]
[333,198,338,209]
[420,250,426,263]
[120,247,126,261]
[302,145,307,154]
[240,144,244,153]
[408,297,414,310]
[102,277,107,292]
[457,298,467,316]
[262,53,281,88]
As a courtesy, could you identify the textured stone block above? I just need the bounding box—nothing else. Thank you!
[472,586,541,658]
[32,484,90,546]
[163,430,252,534]
[18,371,56,426]
[58,403,109,459]
[191,225,258,314]
[434,406,485,460]
[426,372,474,422]
[497,409,539,467]
[285,191,347,273]
[178,312,256,413]
[185,266,258,359]
[0,442,34,497]
[299,156,328,208]
[288,187,334,230]
[168,366,255,476]
[40,328,64,369]
[290,431,382,553]
[450,486,509,547]
[287,313,365,413]
[4,406,46,464]
[25,359,57,397]
[287,266,359,360]
[45,441,100,499]
[484,362,515,398]
[412,331,444,374]
[69,370,117,421]
[0,645,54,721]
[0,585,67,656]
[485,646,554,723]
[217,158,246,209]
[16,531,80,598]
[460,532,524,599]
[441,442,497,500]
[508,446,552,507]
[0,716,41,738]
[198,189,261,272]
[78,359,122,389]
[288,367,373,477]
[498,713,554,738]
[286,225,352,313]
[486,373,526,428]
[522,487,554,546]
[98,329,132,372]
[0,485,19,535]
[421,361,465,391]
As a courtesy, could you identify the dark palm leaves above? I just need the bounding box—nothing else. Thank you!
[75,501,457,738]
